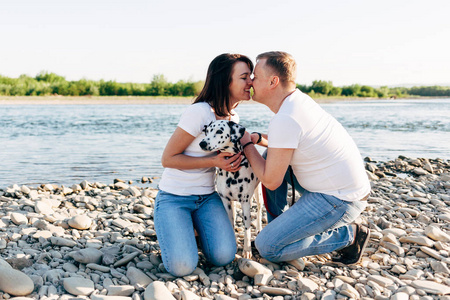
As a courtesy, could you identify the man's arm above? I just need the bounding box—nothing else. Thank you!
[242,136,294,190]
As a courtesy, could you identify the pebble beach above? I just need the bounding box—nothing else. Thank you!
[1,156,449,300]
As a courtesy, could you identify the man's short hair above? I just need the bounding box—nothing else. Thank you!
[256,51,297,86]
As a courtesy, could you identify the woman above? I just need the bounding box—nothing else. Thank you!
[154,53,254,277]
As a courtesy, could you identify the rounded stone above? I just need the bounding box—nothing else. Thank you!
[68,215,92,230]
[10,212,28,225]
[238,258,272,277]
[144,281,175,300]
[0,266,34,296]
[63,277,94,296]
[69,248,103,264]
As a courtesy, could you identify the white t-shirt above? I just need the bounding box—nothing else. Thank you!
[268,89,370,201]
[158,102,239,196]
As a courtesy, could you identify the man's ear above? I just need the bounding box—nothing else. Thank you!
[269,76,280,89]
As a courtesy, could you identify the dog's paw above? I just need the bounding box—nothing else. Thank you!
[242,250,253,259]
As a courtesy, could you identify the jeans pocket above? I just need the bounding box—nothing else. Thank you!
[319,193,345,209]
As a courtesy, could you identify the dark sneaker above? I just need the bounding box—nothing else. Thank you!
[332,223,370,265]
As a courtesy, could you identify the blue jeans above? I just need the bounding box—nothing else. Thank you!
[154,190,237,277]
[255,167,367,262]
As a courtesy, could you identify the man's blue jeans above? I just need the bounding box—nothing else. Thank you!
[154,190,237,277]
[255,167,367,262]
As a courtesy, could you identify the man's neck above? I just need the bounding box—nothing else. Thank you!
[268,87,297,113]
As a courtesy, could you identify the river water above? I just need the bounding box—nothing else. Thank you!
[1,98,449,188]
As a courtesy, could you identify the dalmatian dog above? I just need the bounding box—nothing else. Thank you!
[199,120,263,259]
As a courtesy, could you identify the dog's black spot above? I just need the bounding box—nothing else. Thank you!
[226,177,232,187]
[238,179,243,183]
[239,186,243,193]
[251,173,254,180]
[244,216,247,220]
[234,171,240,179]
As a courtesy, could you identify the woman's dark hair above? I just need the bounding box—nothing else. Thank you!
[194,53,253,117]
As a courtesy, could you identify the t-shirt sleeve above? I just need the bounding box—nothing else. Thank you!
[268,114,301,148]
[178,104,211,137]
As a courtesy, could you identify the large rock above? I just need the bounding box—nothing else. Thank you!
[144,281,175,300]
[411,280,450,295]
[0,266,34,296]
[63,277,94,296]
[126,267,153,286]
[50,236,77,247]
[424,225,450,242]
[69,248,103,264]
[10,212,28,225]
[238,258,272,277]
[68,215,92,230]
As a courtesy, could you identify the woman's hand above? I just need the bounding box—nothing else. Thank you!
[214,152,243,172]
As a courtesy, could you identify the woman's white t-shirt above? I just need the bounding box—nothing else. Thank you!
[158,102,239,196]
[268,89,370,201]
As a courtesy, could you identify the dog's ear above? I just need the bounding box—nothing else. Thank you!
[230,122,246,143]
[203,121,213,134]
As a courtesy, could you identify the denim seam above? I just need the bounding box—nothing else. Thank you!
[266,199,347,256]
[154,206,172,274]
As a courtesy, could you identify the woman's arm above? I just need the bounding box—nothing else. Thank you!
[161,127,243,172]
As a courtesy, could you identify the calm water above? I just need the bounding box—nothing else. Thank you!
[1,99,449,188]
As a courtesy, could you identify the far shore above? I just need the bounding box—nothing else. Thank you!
[0,95,436,105]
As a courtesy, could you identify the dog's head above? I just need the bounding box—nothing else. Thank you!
[199,120,246,154]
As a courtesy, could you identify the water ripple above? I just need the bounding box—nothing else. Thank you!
[1,99,449,187]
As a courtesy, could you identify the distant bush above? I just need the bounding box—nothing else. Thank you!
[408,86,450,97]
[0,71,448,98]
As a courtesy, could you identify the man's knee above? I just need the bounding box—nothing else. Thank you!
[255,233,279,262]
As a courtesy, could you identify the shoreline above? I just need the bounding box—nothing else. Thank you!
[0,157,449,298]
[0,95,443,105]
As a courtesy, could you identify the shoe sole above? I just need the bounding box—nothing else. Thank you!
[351,226,370,265]
[331,225,371,265]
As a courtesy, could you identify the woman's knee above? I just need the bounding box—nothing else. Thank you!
[165,256,198,277]
[207,243,236,266]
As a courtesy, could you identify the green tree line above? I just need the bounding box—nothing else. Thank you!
[0,72,203,97]
[0,72,449,98]
[297,80,450,98]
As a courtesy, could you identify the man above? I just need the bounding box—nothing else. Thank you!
[240,51,371,265]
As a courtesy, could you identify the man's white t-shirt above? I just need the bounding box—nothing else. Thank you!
[268,89,370,201]
[158,102,239,196]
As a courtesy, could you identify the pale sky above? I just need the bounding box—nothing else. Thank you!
[1,0,449,86]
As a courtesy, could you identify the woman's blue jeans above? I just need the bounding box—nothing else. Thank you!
[154,190,237,277]
[255,166,367,263]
